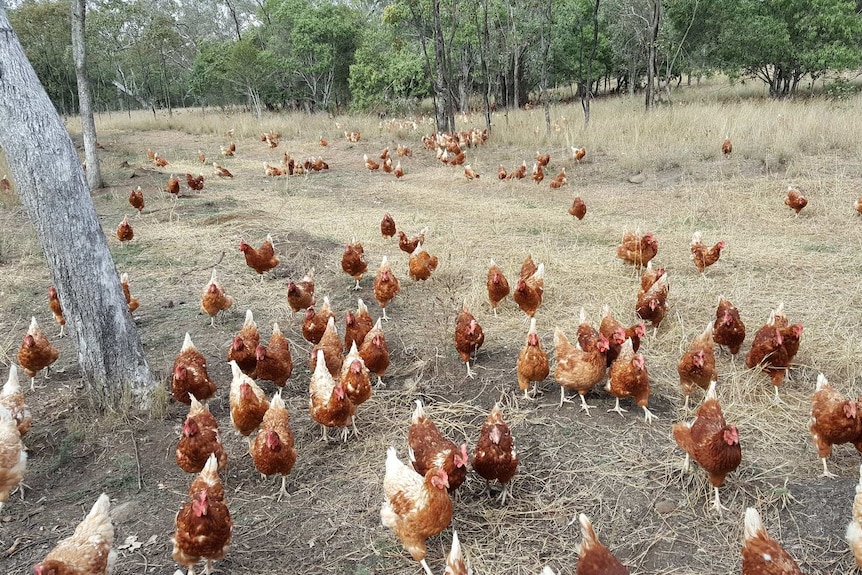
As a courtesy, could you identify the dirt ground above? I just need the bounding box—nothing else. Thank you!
[2,102,862,575]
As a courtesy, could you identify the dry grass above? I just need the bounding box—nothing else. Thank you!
[4,80,862,574]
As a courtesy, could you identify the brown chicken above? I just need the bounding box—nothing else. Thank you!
[409,243,439,281]
[445,531,469,575]
[116,215,133,242]
[598,306,643,365]
[569,196,587,220]
[472,404,518,504]
[518,318,550,399]
[200,269,234,327]
[166,174,181,197]
[572,147,587,163]
[176,394,227,474]
[784,186,807,216]
[616,230,659,269]
[555,327,609,413]
[549,168,568,189]
[18,316,59,391]
[309,349,355,442]
[714,296,746,357]
[636,272,669,335]
[381,213,396,238]
[464,164,480,180]
[364,153,380,170]
[846,465,862,566]
[0,366,31,437]
[213,162,232,177]
[576,513,628,575]
[721,138,733,157]
[33,493,116,575]
[497,165,508,180]
[227,309,260,376]
[855,196,862,215]
[531,162,544,184]
[197,150,206,164]
[809,373,862,477]
[220,142,235,156]
[0,174,10,191]
[408,400,468,492]
[506,161,527,180]
[48,286,66,338]
[229,360,269,444]
[302,296,333,344]
[455,305,485,378]
[673,382,741,511]
[382,157,394,173]
[579,307,607,354]
[397,144,413,157]
[129,186,144,215]
[0,405,26,515]
[742,508,802,575]
[120,272,139,313]
[340,342,372,411]
[606,339,657,423]
[520,254,538,281]
[381,447,453,575]
[309,317,344,377]
[359,318,390,386]
[678,322,717,409]
[189,453,224,503]
[690,231,726,274]
[172,487,232,575]
[251,391,297,501]
[374,256,401,320]
[398,228,428,255]
[255,323,293,388]
[487,259,510,316]
[342,240,368,290]
[240,235,279,281]
[344,298,374,350]
[745,307,802,401]
[513,262,544,318]
[536,151,551,167]
[393,161,404,179]
[287,270,315,313]
[186,173,205,191]
[172,333,217,404]
[154,153,169,167]
[639,261,664,292]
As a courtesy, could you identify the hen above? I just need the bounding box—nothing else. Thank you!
[197,150,206,164]
[455,305,485,378]
[635,272,669,336]
[359,318,390,386]
[116,215,133,242]
[309,316,344,377]
[212,162,232,178]
[154,153,169,167]
[568,196,587,220]
[341,342,372,410]
[172,486,232,575]
[254,323,293,388]
[576,514,628,575]
[309,349,355,442]
[227,309,260,376]
[531,162,544,184]
[745,306,802,401]
[572,147,587,162]
[394,162,405,179]
[677,322,717,409]
[721,138,733,157]
[176,394,227,474]
[409,243,439,281]
[344,299,374,350]
[128,186,144,215]
[517,318,550,399]
[554,327,609,414]
[120,272,139,313]
[445,531,471,575]
[714,296,746,357]
[472,403,519,504]
[166,174,180,197]
[342,240,368,290]
[381,213,396,238]
[228,360,269,446]
[48,286,66,338]
[597,306,640,366]
[1,366,31,437]
[690,231,726,274]
[846,464,862,566]
[18,316,59,391]
[487,260,511,316]
[172,333,216,404]
[302,296,334,344]
[287,270,315,313]
[673,382,741,511]
[606,339,657,423]
[398,227,428,254]
[33,493,116,575]
[741,508,802,575]
[374,256,401,320]
[513,263,544,318]
[464,164,480,180]
[0,406,26,515]
[0,174,11,191]
[408,400,468,492]
[381,447,452,575]
[239,235,279,281]
[200,269,234,327]
[364,153,380,170]
[250,391,297,501]
[186,173,205,191]
[809,373,862,477]
[784,186,807,216]
[616,230,658,269]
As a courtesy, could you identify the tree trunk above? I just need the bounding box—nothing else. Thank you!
[539,1,552,135]
[644,0,661,110]
[0,7,155,410]
[432,0,453,132]
[582,0,601,127]
[510,4,519,109]
[70,0,102,190]
[477,0,493,134]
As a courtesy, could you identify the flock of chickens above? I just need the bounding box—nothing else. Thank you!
[2,127,862,575]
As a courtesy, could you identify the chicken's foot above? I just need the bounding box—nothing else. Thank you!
[772,386,782,404]
[465,361,476,379]
[277,476,289,501]
[375,375,386,388]
[340,426,350,443]
[29,377,35,392]
[642,405,657,424]
[493,307,498,317]
[608,398,628,417]
[712,487,729,513]
[499,482,512,505]
[420,558,435,575]
[204,559,215,575]
[210,316,216,328]
[821,458,837,479]
[353,279,362,291]
[578,393,597,416]
[381,307,389,321]
[523,387,537,401]
[351,415,360,437]
[58,324,65,338]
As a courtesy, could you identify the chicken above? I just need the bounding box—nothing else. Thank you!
[450,152,466,166]
[212,162,232,178]
[408,400,468,492]
[197,150,206,164]
[309,317,344,377]
[220,143,235,156]
[455,305,485,378]
[445,531,470,575]
[393,161,404,179]
[508,161,527,180]
[606,339,657,423]
[520,254,537,281]
[513,263,544,318]
[146,149,155,160]
[48,286,66,338]
[128,186,144,215]
[188,453,224,503]
[0,175,9,192]
[636,273,669,335]
[741,508,802,575]
[809,373,862,477]
[397,144,413,157]
[364,153,380,170]
[531,162,544,184]
[302,296,333,344]
[154,153,169,167]
[227,309,260,376]
[745,307,802,401]
[342,240,368,290]
[576,514,628,575]
[166,174,181,197]
[309,349,355,442]
[847,464,862,566]
[464,164,480,180]
[186,173,205,191]
[116,215,133,242]
[381,447,453,575]
[344,299,374,350]
[673,382,741,511]
[319,136,328,147]
[536,151,551,167]
[572,147,587,162]
[472,404,518,504]
[200,269,234,327]
[176,394,227,474]
[382,157,394,173]
[549,168,567,188]
[17,316,59,391]
[554,327,609,414]
[690,231,726,274]
[255,323,293,388]
[172,486,232,575]
[677,322,717,409]
[784,186,807,216]
[399,227,428,254]
[380,147,390,160]
[721,138,733,157]
[33,493,116,575]
[714,296,746,357]
[229,360,269,444]
[639,261,664,292]
[239,235,279,281]
[287,270,315,313]
[374,256,401,320]
[598,305,641,366]
[172,333,217,404]
[581,307,609,355]
[381,213,396,238]
[568,196,587,219]
[486,259,510,316]
[517,318,550,399]
[360,318,390,386]
[0,366,30,437]
[409,243,439,281]
[250,391,297,501]
[120,272,139,313]
[281,153,295,175]
[616,230,659,269]
[855,196,862,215]
[497,165,507,180]
[0,406,26,515]
[340,342,372,411]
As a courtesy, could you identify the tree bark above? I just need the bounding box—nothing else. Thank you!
[0,7,155,410]
[539,1,551,135]
[644,0,661,110]
[582,0,601,127]
[432,0,453,132]
[70,0,102,190]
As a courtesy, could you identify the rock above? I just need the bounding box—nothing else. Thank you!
[655,499,677,515]
[628,172,646,184]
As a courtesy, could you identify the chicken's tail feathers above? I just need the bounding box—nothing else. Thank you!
[412,399,425,423]
[743,508,766,541]
[815,373,830,391]
[577,514,599,553]
[579,307,586,325]
[691,230,702,245]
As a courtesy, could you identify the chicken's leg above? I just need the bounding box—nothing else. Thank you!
[578,393,597,416]
[682,394,690,410]
[608,397,628,417]
[277,476,289,501]
[821,457,837,478]
[353,279,361,291]
[58,324,65,338]
[375,375,386,388]
[30,377,35,392]
[420,559,434,575]
[210,316,216,328]
[682,453,691,473]
[321,425,329,442]
[500,482,512,505]
[340,426,350,443]
[493,307,498,317]
[642,405,657,424]
[712,487,729,513]
[351,415,360,437]
[259,275,265,285]
[186,566,196,575]
[381,307,389,321]
[559,387,574,408]
[523,386,536,401]
[772,386,782,404]
[204,559,214,575]
[465,361,476,379]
